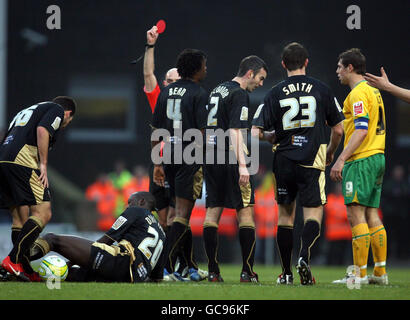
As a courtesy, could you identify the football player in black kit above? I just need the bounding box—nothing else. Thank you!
[29,192,166,283]
[0,96,75,281]
[252,43,344,285]
[151,48,208,281]
[202,56,268,283]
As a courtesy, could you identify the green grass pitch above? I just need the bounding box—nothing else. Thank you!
[1,264,409,300]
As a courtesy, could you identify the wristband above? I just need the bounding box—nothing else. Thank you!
[145,44,155,49]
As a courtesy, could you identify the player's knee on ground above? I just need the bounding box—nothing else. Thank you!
[43,233,58,250]
[29,237,51,260]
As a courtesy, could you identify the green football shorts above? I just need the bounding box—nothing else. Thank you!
[342,153,385,207]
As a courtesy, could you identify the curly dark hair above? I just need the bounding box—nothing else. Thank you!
[176,48,207,79]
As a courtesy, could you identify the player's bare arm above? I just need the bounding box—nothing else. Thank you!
[229,128,249,186]
[330,128,367,182]
[151,138,165,187]
[364,67,410,104]
[36,126,50,188]
[143,26,159,92]
[251,126,276,144]
[326,121,344,166]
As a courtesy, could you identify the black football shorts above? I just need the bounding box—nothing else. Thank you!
[88,242,147,283]
[0,162,51,207]
[149,163,172,211]
[164,163,203,202]
[69,242,149,283]
[204,163,255,210]
[272,152,326,207]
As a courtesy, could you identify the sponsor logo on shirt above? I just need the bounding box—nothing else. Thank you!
[240,107,248,121]
[291,135,308,147]
[112,216,127,230]
[353,101,364,116]
[51,116,62,130]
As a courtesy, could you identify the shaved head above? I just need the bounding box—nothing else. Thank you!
[163,68,180,86]
[128,192,156,211]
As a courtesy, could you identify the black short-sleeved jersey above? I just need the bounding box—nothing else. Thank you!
[0,102,65,169]
[252,75,344,169]
[205,81,250,152]
[105,207,166,277]
[152,79,208,152]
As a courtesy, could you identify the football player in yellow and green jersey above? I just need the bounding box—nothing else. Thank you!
[342,80,386,161]
[331,48,388,286]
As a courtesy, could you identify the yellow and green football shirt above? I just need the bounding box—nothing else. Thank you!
[343,80,386,161]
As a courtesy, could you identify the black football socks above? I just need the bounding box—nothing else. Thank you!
[299,219,321,265]
[277,225,294,275]
[9,216,43,264]
[182,227,198,270]
[239,226,256,274]
[203,223,220,274]
[165,218,188,273]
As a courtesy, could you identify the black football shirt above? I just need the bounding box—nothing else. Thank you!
[152,79,208,154]
[105,206,166,275]
[205,80,250,153]
[252,75,344,169]
[0,102,65,169]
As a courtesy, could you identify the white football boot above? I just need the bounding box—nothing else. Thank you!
[368,273,388,285]
[332,274,369,284]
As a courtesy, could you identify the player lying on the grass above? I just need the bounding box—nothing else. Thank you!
[29,192,166,282]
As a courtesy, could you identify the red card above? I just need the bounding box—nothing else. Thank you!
[156,20,166,34]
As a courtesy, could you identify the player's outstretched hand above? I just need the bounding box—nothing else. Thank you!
[364,67,390,91]
[147,26,159,45]
[238,165,250,187]
[153,164,165,187]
